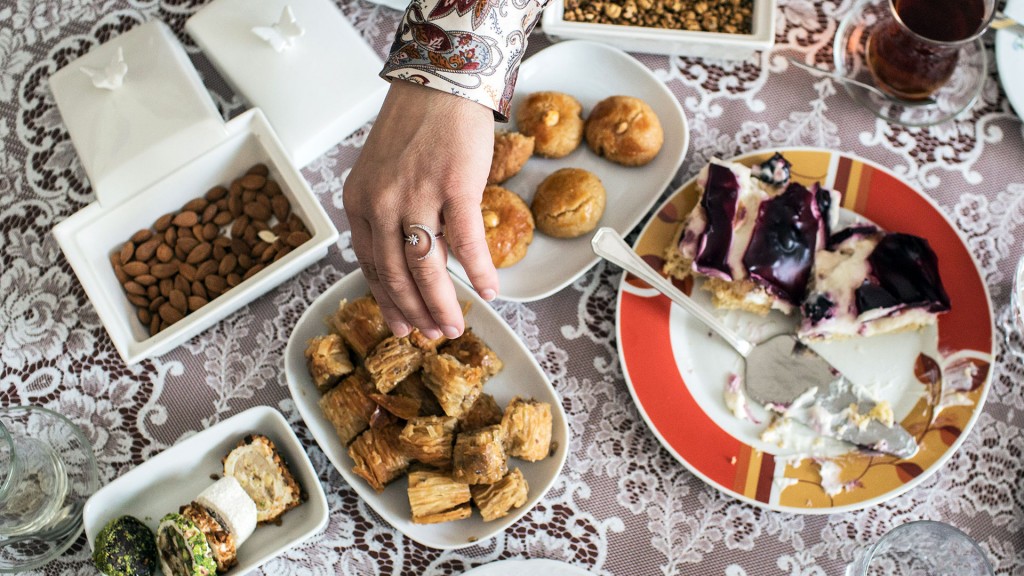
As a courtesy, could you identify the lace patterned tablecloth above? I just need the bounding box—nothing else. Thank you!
[2,0,1023,574]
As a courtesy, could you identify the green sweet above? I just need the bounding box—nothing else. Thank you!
[157,513,218,576]
[92,515,158,576]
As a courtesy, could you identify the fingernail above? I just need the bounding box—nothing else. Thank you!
[422,328,442,340]
[481,289,497,301]
[441,325,461,339]
[390,321,410,337]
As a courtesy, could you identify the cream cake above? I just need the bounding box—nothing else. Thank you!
[664,154,840,314]
[798,225,951,340]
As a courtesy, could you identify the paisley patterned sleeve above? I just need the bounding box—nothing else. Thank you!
[380,0,550,122]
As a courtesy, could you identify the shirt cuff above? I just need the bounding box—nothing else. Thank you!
[380,0,548,122]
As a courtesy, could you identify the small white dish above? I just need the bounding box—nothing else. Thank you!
[447,40,688,302]
[461,559,595,575]
[996,0,1024,118]
[284,269,569,549]
[50,21,338,366]
[541,0,775,59]
[83,406,328,573]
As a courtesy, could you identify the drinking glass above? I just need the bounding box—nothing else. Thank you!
[848,520,993,576]
[0,406,99,573]
[866,0,995,100]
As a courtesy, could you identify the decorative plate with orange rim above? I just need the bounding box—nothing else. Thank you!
[617,148,993,513]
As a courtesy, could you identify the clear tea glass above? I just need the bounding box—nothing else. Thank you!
[848,520,994,576]
[866,0,994,100]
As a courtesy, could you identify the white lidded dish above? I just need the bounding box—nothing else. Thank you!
[50,20,338,366]
[541,0,776,60]
[186,0,389,168]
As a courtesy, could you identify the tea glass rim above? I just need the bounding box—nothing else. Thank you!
[884,0,996,47]
[857,520,994,576]
[0,417,15,503]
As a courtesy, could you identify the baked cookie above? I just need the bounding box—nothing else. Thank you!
[488,131,535,184]
[531,168,606,238]
[515,92,584,158]
[481,185,535,268]
[585,95,664,166]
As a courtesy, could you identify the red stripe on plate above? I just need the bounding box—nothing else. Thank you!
[620,290,743,489]
[755,452,776,504]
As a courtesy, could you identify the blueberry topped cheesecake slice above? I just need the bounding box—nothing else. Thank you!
[799,225,951,340]
[664,155,839,314]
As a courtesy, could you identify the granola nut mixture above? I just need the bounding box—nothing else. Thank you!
[562,0,753,34]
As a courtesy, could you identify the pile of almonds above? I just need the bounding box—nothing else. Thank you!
[111,163,312,337]
[563,0,753,34]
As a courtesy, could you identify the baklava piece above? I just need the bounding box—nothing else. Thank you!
[470,468,529,522]
[421,353,485,418]
[349,423,410,492]
[319,370,377,445]
[407,468,472,524]
[439,329,504,380]
[409,328,448,353]
[452,425,508,484]
[399,416,459,468]
[370,392,421,420]
[304,334,354,392]
[365,336,423,394]
[502,397,553,462]
[328,296,390,359]
[391,373,445,417]
[459,393,504,432]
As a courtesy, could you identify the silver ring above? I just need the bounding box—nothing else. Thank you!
[404,224,444,261]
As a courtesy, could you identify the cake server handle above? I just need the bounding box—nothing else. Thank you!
[591,227,755,357]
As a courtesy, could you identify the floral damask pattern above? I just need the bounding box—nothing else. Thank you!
[2,0,1023,574]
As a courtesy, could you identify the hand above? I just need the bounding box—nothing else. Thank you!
[343,80,499,340]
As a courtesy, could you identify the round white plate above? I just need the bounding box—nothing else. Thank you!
[462,559,594,575]
[996,0,1024,118]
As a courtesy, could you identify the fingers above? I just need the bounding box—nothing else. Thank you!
[444,198,499,302]
[370,219,441,339]
[349,216,411,338]
[403,222,465,339]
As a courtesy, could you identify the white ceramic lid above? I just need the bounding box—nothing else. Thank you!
[186,0,390,168]
[48,20,227,208]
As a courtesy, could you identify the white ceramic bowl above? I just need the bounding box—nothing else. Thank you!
[83,405,329,574]
[284,269,570,549]
[541,0,775,60]
[52,109,338,366]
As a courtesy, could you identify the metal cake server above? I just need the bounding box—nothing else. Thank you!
[591,228,917,459]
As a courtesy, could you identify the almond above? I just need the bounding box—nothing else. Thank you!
[247,163,269,177]
[213,211,233,226]
[195,260,218,281]
[205,185,228,201]
[219,254,237,276]
[286,231,311,247]
[135,274,157,287]
[191,280,208,299]
[205,274,227,294]
[169,289,187,314]
[123,261,149,277]
[155,213,174,232]
[159,278,174,298]
[130,229,153,244]
[119,242,135,265]
[124,281,146,296]
[156,243,174,263]
[188,295,208,312]
[172,211,199,227]
[243,263,265,280]
[186,242,212,265]
[151,262,179,279]
[271,195,290,221]
[128,293,149,308]
[244,202,271,222]
[183,198,209,213]
[240,174,266,190]
[231,216,249,239]
[149,314,161,336]
[179,262,198,282]
[138,307,152,325]
[202,222,218,241]
[228,192,243,219]
[226,273,241,287]
[202,203,218,224]
[158,303,184,324]
[135,237,161,262]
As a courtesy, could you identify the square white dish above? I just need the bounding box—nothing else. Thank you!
[186,0,389,168]
[541,0,775,60]
[284,269,569,549]
[49,20,339,366]
[447,40,688,302]
[52,109,339,366]
[83,405,329,572]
